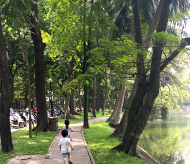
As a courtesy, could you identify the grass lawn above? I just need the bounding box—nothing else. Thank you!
[58,110,111,128]
[0,110,110,163]
[0,128,58,164]
[84,121,144,164]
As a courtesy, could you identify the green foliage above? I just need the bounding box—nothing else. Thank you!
[150,86,181,120]
[152,31,180,46]
[84,121,144,164]
[161,107,170,120]
[149,105,160,120]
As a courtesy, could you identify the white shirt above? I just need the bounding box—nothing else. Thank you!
[25,108,29,112]
[59,138,71,153]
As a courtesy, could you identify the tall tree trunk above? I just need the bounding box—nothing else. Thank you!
[24,85,28,108]
[83,84,89,128]
[108,95,113,114]
[20,40,33,138]
[30,0,50,131]
[102,86,109,115]
[88,99,92,112]
[107,84,122,122]
[64,94,71,119]
[10,74,14,108]
[113,0,174,156]
[76,88,82,112]
[92,77,96,117]
[82,0,89,128]
[13,3,33,137]
[70,90,75,115]
[26,60,32,138]
[109,81,126,127]
[143,0,164,51]
[123,90,128,110]
[33,86,35,107]
[20,96,23,110]
[0,11,13,152]
[111,77,138,137]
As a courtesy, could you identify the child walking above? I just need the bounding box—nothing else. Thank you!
[59,129,74,164]
[63,120,74,140]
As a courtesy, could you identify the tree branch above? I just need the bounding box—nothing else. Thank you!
[160,38,190,71]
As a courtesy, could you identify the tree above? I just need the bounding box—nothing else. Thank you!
[30,0,50,131]
[0,11,13,153]
[113,0,190,156]
[109,78,127,127]
[111,0,189,138]
[92,77,96,117]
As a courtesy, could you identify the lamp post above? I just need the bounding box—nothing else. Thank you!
[48,78,53,117]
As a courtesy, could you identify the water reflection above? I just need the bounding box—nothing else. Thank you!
[139,113,190,164]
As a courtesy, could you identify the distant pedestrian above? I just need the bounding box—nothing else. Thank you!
[10,108,13,116]
[59,129,74,164]
[63,120,74,140]
[25,107,29,116]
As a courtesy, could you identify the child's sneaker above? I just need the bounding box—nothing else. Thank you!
[69,161,73,164]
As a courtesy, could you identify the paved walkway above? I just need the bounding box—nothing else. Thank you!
[7,117,108,164]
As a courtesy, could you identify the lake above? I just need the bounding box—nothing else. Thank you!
[139,112,190,164]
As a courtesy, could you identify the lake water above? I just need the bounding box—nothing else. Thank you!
[139,112,190,164]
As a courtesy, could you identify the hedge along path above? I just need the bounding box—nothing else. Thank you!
[7,117,108,164]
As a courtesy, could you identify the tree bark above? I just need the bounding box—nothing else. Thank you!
[102,86,109,115]
[82,0,89,128]
[33,85,35,107]
[109,81,126,127]
[69,91,74,115]
[107,84,122,123]
[26,59,32,138]
[111,77,138,137]
[0,11,13,152]
[70,90,76,115]
[76,87,82,112]
[13,7,33,137]
[20,95,23,110]
[83,85,89,128]
[143,0,164,51]
[64,94,71,119]
[88,99,92,112]
[30,0,50,131]
[10,73,14,108]
[108,95,113,114]
[92,77,96,117]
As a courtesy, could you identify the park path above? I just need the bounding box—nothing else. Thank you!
[7,117,108,164]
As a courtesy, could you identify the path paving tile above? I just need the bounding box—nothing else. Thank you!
[7,117,108,164]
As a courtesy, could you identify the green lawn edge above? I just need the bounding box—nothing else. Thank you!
[83,121,145,164]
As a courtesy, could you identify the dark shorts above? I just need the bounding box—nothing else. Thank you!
[62,152,71,158]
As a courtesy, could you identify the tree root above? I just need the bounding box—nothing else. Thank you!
[109,122,119,127]
[110,132,123,138]
[111,143,123,152]
[33,121,52,132]
[110,128,124,138]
